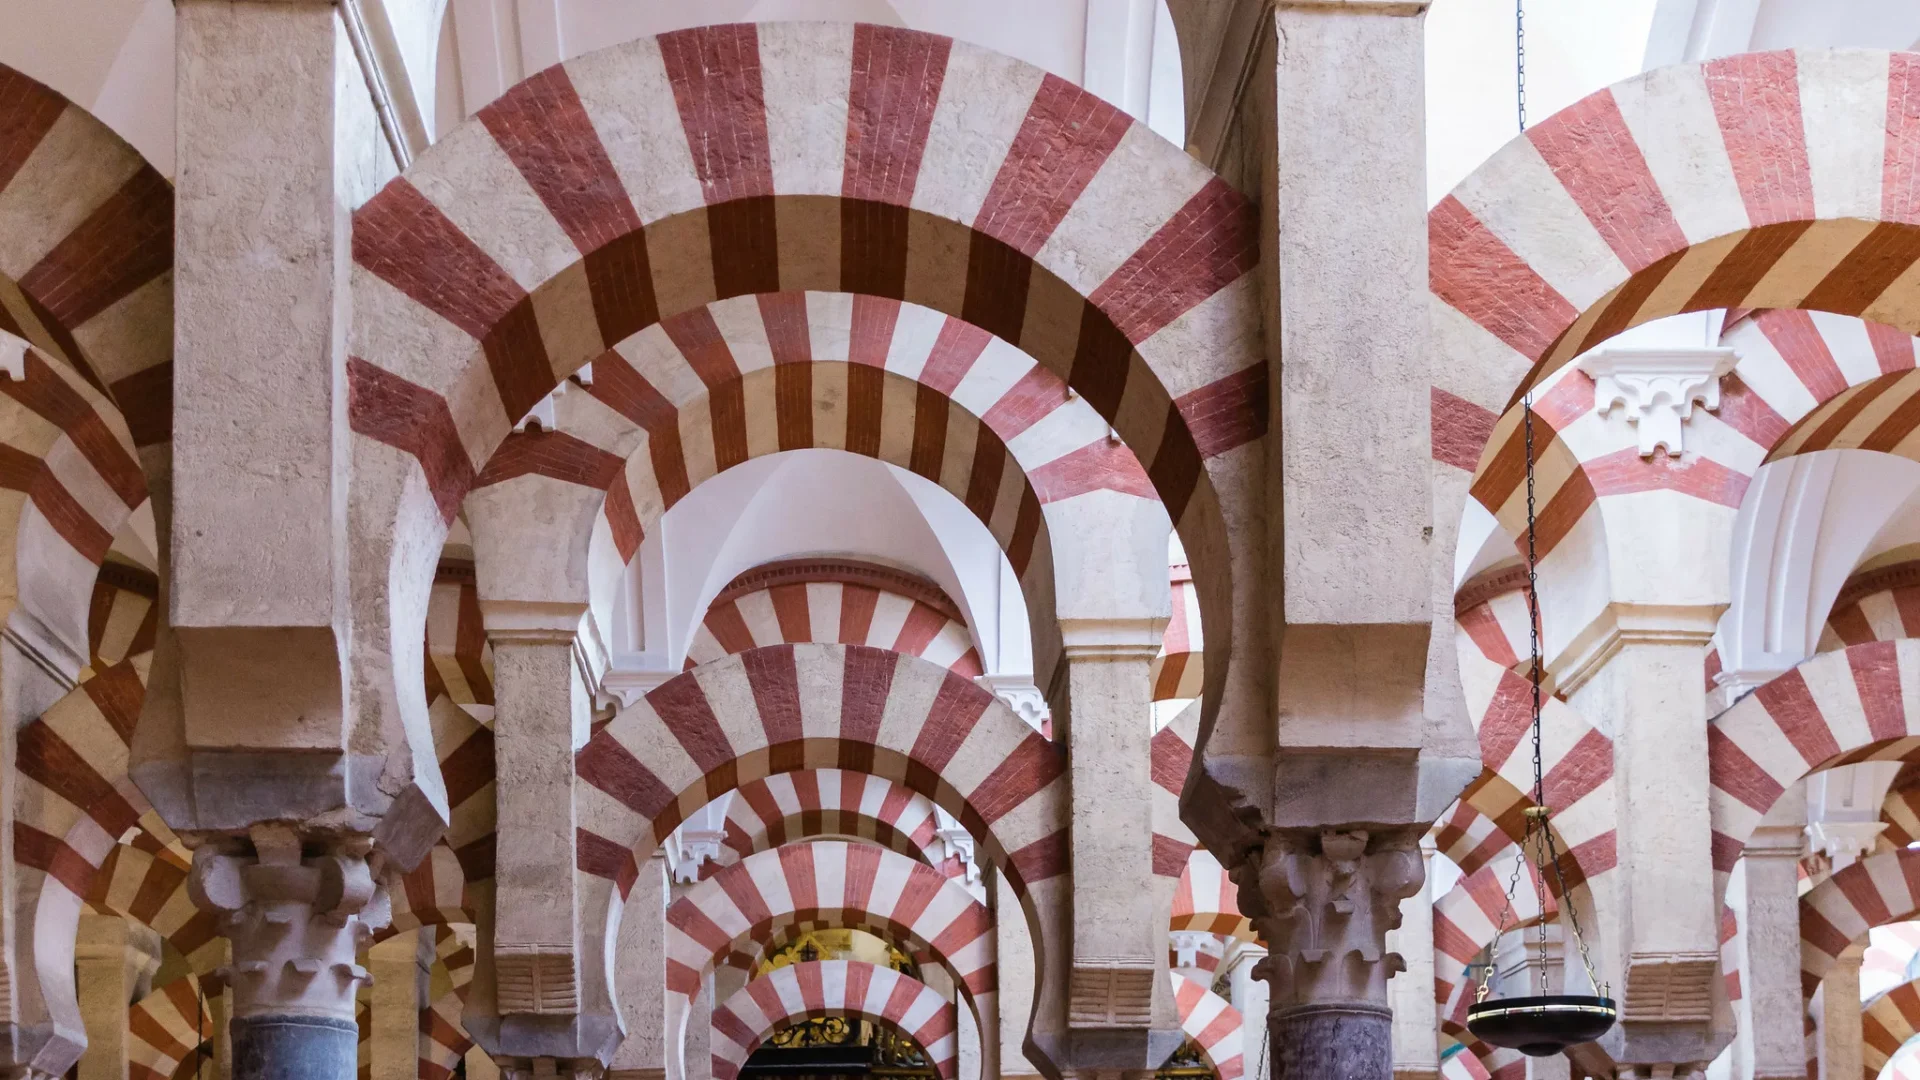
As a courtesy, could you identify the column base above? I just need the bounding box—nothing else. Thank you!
[1271,1003,1393,1080]
[231,1015,358,1080]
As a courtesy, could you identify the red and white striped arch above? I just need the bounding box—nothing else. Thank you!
[86,817,221,974]
[1456,616,1615,890]
[1151,716,1200,881]
[348,24,1266,817]
[1802,850,1920,1001]
[127,974,209,1080]
[1170,848,1250,944]
[1885,781,1920,847]
[419,925,478,1080]
[665,841,991,1078]
[1710,640,1920,885]
[1433,845,1555,1035]
[1866,978,1920,1080]
[1151,560,1203,701]
[86,560,157,675]
[718,769,952,875]
[425,565,494,708]
[1440,1046,1495,1080]
[688,559,981,676]
[711,960,958,1080]
[1822,559,1920,653]
[1169,972,1245,1080]
[577,644,1064,1051]
[1430,51,1920,706]
[1448,1036,1523,1080]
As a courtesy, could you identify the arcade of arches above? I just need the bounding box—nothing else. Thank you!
[14,1,1920,1079]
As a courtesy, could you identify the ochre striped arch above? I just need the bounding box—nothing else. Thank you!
[1800,850,1920,1001]
[419,925,478,1080]
[347,24,1266,831]
[126,973,209,1080]
[1709,641,1920,883]
[1427,52,1920,702]
[1866,977,1920,1080]
[1170,849,1249,944]
[1151,714,1200,880]
[665,841,991,1080]
[711,960,959,1080]
[576,643,1065,1068]
[1433,845,1555,1036]
[1822,559,1920,651]
[1169,973,1245,1080]
[688,558,981,676]
[86,561,157,674]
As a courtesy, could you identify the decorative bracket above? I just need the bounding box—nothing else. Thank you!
[1577,347,1737,457]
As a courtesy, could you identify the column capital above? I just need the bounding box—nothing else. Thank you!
[188,825,389,1021]
[1577,347,1738,458]
[1233,826,1423,1012]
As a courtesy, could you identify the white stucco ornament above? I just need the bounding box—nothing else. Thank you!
[1577,347,1737,457]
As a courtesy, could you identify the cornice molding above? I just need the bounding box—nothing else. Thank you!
[1832,558,1920,615]
[1554,601,1724,698]
[1452,563,1530,618]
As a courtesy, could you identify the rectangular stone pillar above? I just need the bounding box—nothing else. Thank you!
[367,929,430,1080]
[1565,613,1722,1067]
[484,602,592,1062]
[610,854,668,1080]
[1744,787,1809,1080]
[76,914,160,1080]
[169,0,393,824]
[1821,943,1864,1080]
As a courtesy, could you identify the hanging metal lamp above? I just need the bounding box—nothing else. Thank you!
[1465,8,1616,1051]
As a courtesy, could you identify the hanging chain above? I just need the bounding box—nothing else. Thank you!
[1476,0,1608,1004]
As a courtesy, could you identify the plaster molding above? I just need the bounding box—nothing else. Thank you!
[973,674,1052,732]
[1577,346,1737,458]
[1554,602,1725,698]
[1170,930,1226,971]
[1804,821,1886,870]
[666,829,726,885]
[3,609,87,691]
[932,807,981,885]
[1831,558,1920,614]
[1452,562,1530,617]
[599,658,678,711]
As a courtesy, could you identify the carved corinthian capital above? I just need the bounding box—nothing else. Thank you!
[188,824,392,1020]
[1232,827,1424,1011]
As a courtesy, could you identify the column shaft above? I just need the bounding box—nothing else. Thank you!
[1744,791,1810,1080]
[75,915,160,1080]
[1387,842,1437,1080]
[1821,945,1864,1080]
[368,930,430,1080]
[610,855,668,1080]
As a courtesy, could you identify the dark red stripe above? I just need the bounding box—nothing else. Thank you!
[1092,177,1258,348]
[843,25,949,205]
[346,358,474,525]
[659,25,775,203]
[1527,90,1685,272]
[973,75,1130,257]
[474,429,622,489]
[353,179,528,340]
[20,165,173,329]
[0,69,68,192]
[478,66,642,252]
[1430,194,1578,361]
[1703,51,1814,227]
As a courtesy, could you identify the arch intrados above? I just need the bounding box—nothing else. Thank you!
[664,841,991,1063]
[716,768,954,870]
[1802,850,1920,1003]
[351,25,1263,794]
[711,959,958,1080]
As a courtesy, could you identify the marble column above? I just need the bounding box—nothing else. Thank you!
[609,855,668,1080]
[1820,943,1864,1080]
[188,825,388,1080]
[996,868,1044,1080]
[1742,787,1809,1080]
[367,930,431,1080]
[75,915,162,1080]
